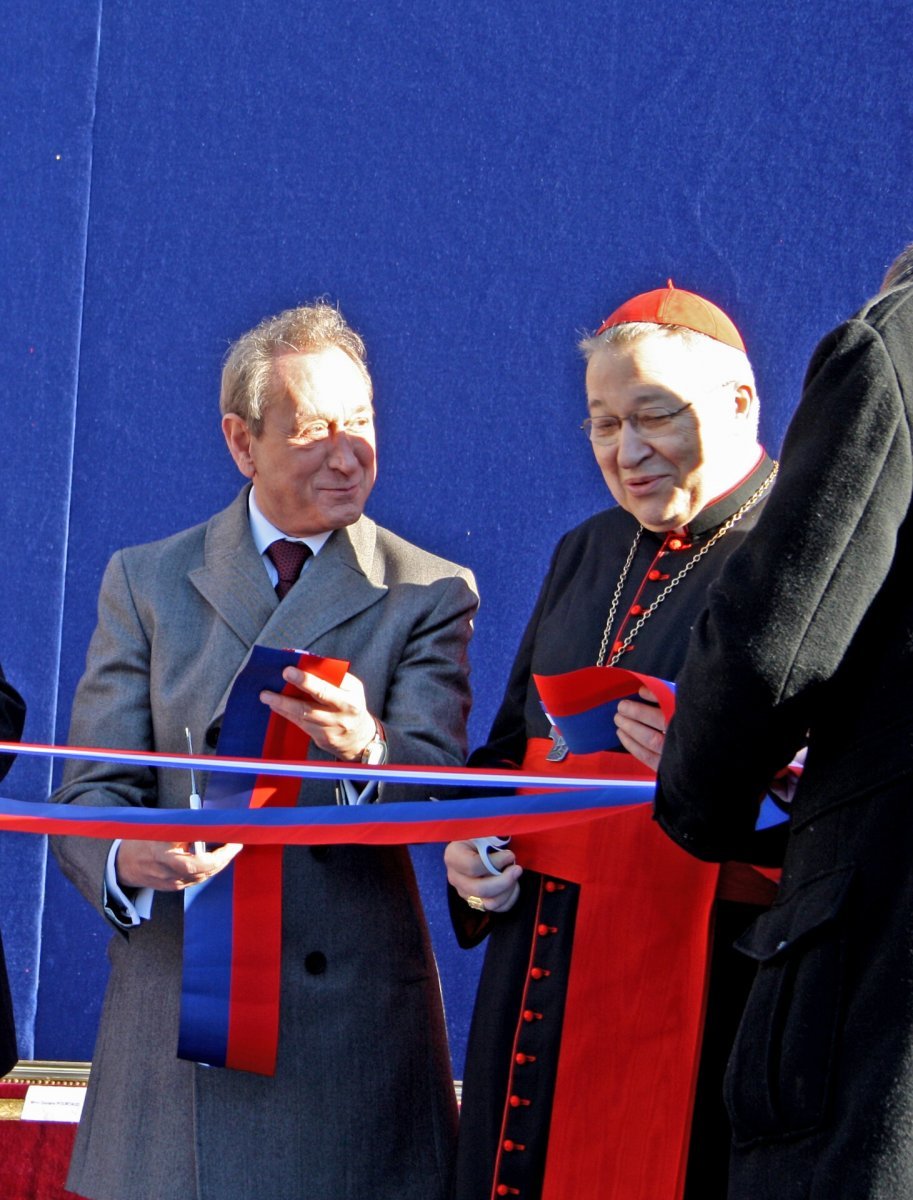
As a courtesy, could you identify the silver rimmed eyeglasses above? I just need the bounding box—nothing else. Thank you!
[581,403,692,446]
[582,379,740,446]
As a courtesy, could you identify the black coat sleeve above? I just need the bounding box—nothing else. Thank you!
[0,663,26,783]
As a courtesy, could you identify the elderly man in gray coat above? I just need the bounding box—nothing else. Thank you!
[52,302,478,1200]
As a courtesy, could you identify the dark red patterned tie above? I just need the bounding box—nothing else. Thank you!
[266,539,312,599]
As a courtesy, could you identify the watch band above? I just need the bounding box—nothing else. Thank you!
[359,718,387,765]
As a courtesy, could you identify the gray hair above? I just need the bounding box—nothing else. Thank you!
[220,302,372,436]
[881,243,913,293]
[579,320,760,435]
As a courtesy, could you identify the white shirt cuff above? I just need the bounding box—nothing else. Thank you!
[104,840,154,927]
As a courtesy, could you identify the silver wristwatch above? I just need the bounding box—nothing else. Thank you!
[359,720,388,765]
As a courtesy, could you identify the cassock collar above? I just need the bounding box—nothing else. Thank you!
[685,450,775,538]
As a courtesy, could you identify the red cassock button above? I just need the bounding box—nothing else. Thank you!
[530,967,551,980]
[537,924,557,937]
[509,1094,532,1107]
[648,569,661,580]
[544,880,566,892]
[503,1139,526,1152]
[629,604,643,615]
[496,1186,520,1196]
[515,1052,537,1064]
[522,1009,543,1023]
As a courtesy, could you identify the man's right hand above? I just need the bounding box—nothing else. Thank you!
[115,839,242,891]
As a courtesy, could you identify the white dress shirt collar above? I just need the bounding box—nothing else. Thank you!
[248,488,332,579]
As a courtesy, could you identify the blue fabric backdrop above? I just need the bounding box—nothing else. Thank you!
[0,0,910,1074]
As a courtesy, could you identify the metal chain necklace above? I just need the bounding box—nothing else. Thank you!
[596,462,779,667]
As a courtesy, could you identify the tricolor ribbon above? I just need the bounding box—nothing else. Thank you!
[0,661,791,1200]
[0,753,652,1081]
[0,665,785,1081]
[0,743,626,792]
[0,782,652,843]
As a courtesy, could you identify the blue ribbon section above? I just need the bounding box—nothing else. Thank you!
[178,871,234,1067]
[204,646,296,809]
[755,795,788,830]
[553,700,625,754]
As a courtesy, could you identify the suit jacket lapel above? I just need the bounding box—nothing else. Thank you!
[190,490,388,731]
[189,486,278,649]
[262,516,387,651]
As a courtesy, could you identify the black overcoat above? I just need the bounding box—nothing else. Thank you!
[0,663,26,1075]
[657,283,913,1197]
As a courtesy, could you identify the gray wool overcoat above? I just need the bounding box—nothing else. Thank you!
[52,486,478,1200]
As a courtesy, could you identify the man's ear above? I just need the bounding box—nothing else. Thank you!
[222,414,256,479]
[733,383,756,420]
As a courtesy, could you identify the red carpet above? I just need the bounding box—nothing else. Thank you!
[0,1081,80,1199]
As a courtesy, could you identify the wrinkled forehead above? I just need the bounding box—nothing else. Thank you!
[585,330,733,410]
[269,347,373,416]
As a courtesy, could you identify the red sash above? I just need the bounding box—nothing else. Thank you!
[515,741,720,1200]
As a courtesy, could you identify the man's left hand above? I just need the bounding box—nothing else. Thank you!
[445,840,522,914]
[614,686,667,772]
[260,667,377,761]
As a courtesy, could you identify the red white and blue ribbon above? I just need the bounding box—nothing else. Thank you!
[0,780,651,842]
[0,750,652,1078]
[0,664,785,1076]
